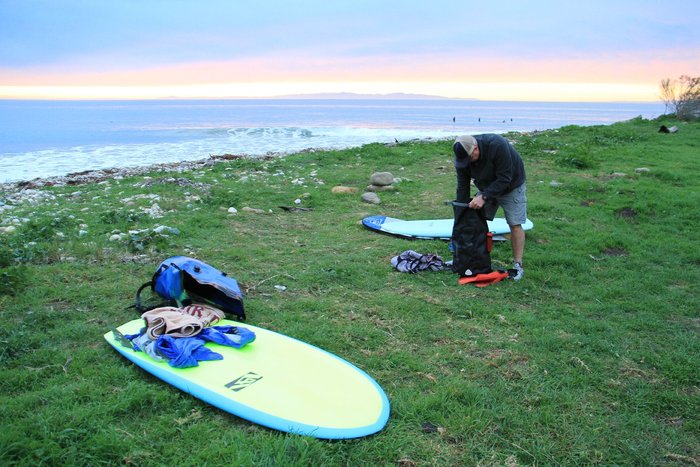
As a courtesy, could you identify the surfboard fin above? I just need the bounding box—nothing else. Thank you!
[109,325,134,349]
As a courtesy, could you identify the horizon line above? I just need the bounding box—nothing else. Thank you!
[0,92,663,104]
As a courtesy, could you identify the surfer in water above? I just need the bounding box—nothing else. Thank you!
[453,134,527,280]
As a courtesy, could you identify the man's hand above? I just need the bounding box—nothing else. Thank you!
[468,194,486,209]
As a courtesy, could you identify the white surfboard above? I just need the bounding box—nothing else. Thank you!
[362,215,534,240]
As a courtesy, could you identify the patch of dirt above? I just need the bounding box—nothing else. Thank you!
[616,207,637,218]
[602,247,628,257]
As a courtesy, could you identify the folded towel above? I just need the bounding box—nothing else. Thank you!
[142,307,204,339]
[179,304,225,327]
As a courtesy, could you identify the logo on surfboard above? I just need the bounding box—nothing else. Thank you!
[225,372,263,392]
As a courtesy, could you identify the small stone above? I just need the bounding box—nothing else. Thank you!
[361,192,381,204]
[227,207,238,214]
[370,172,394,186]
[635,167,650,174]
[153,225,180,235]
[144,203,165,218]
[549,180,563,187]
[366,184,396,192]
[331,186,358,194]
[242,207,266,214]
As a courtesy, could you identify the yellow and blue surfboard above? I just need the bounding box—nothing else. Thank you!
[104,319,389,439]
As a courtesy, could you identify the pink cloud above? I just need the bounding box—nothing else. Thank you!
[3,47,697,89]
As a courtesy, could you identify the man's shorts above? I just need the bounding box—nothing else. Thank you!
[496,183,527,226]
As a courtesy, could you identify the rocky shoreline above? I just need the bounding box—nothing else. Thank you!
[0,137,441,195]
[0,153,263,194]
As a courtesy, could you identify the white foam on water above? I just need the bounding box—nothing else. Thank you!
[0,126,458,183]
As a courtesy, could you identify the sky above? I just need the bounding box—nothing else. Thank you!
[1,0,698,102]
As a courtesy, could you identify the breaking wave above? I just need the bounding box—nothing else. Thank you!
[0,125,456,183]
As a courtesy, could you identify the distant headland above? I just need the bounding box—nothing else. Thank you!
[271,92,477,100]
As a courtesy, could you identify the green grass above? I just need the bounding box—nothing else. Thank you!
[1,117,698,466]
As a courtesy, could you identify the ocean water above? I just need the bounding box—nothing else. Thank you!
[0,99,664,183]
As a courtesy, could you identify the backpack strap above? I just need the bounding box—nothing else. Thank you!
[133,281,154,313]
[132,280,175,313]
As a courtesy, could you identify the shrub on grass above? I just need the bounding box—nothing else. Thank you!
[0,247,28,296]
[0,267,28,296]
[99,209,145,227]
[556,152,598,169]
[20,216,78,243]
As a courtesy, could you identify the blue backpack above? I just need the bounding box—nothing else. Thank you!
[135,256,245,321]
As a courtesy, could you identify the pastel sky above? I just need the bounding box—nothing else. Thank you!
[1,0,698,101]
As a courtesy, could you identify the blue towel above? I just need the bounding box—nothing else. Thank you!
[155,335,223,368]
[128,325,256,369]
[200,325,256,348]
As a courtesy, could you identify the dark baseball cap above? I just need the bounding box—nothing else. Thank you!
[454,135,477,168]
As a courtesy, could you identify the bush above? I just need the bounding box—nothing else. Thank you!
[0,247,28,295]
[0,267,28,296]
[660,75,700,120]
